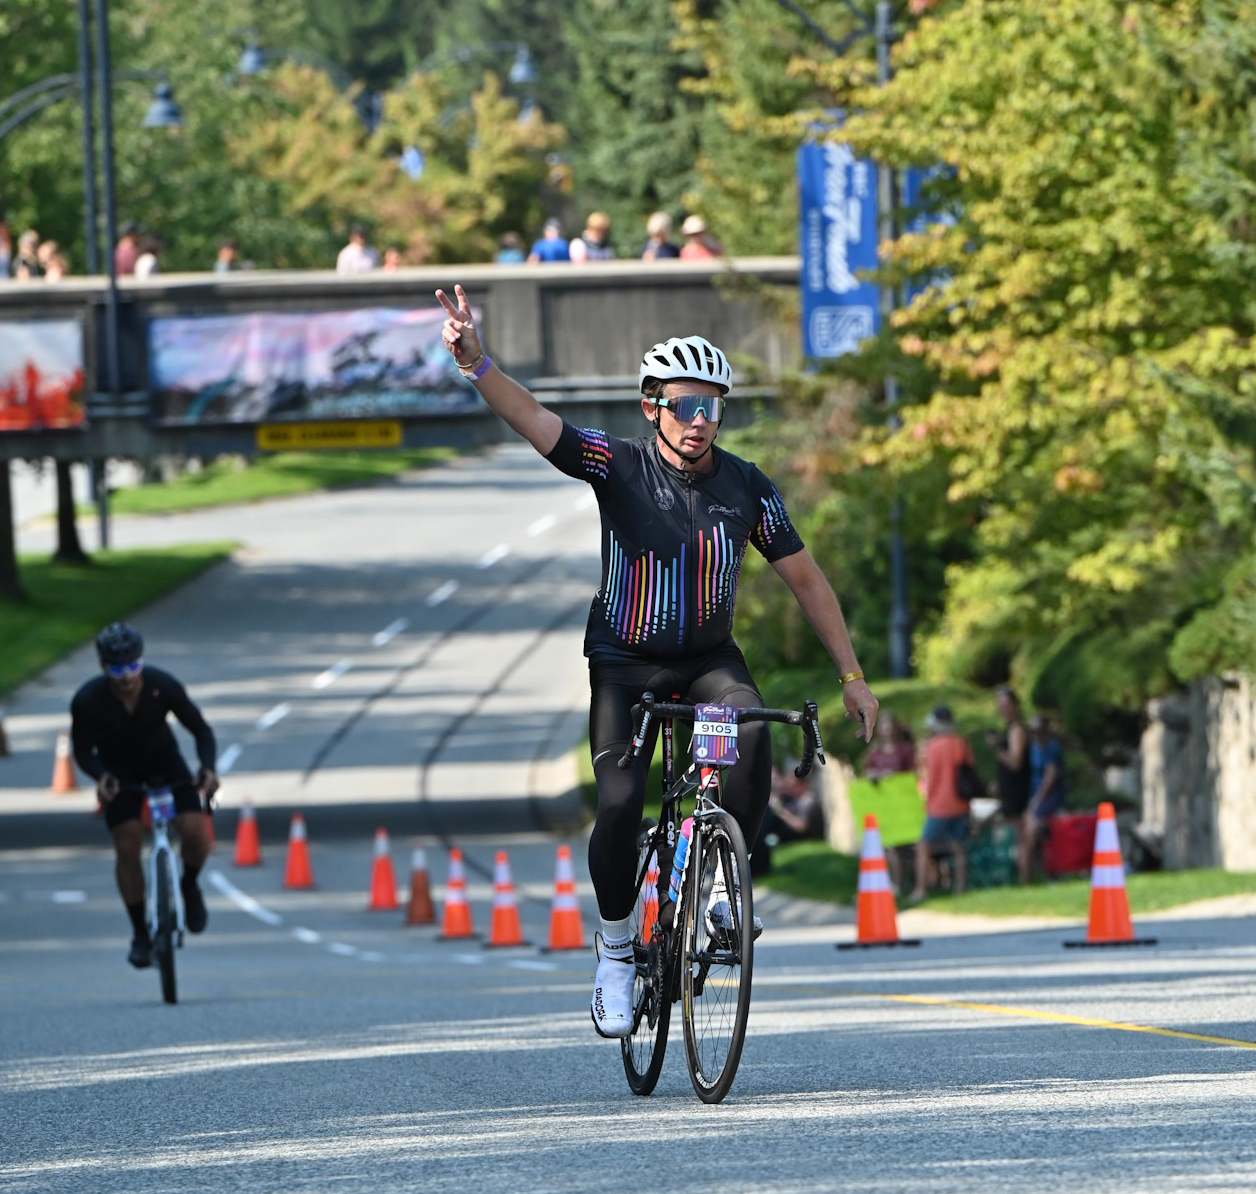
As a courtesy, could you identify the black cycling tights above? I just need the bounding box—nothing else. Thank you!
[587,642,773,922]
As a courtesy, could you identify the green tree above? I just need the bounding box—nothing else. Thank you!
[804,0,1256,745]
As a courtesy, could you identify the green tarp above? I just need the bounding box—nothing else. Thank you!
[848,772,925,847]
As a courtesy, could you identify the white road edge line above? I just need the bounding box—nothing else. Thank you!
[293,927,321,944]
[257,702,291,730]
[208,870,284,926]
[426,579,459,607]
[527,513,557,537]
[217,743,243,775]
[313,659,352,689]
[372,617,408,647]
[478,543,510,569]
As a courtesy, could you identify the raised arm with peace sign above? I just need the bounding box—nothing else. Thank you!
[434,283,561,454]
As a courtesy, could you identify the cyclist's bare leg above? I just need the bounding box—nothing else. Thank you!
[175,811,209,873]
[111,821,145,906]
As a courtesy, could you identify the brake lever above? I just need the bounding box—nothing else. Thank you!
[617,692,655,770]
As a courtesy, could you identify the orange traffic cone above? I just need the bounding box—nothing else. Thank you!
[640,849,660,945]
[233,801,262,866]
[367,827,398,909]
[1065,802,1157,948]
[838,814,920,950]
[404,846,436,925]
[50,732,77,793]
[485,850,529,947]
[544,844,585,950]
[284,814,315,889]
[438,847,476,940]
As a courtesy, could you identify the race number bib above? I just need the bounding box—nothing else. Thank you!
[692,704,739,767]
[148,789,176,823]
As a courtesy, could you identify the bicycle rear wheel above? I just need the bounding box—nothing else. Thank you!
[681,808,753,1103]
[154,851,178,1005]
[621,820,671,1095]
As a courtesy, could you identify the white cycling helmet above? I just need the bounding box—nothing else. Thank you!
[638,335,733,396]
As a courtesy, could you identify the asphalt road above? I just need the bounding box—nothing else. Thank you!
[4,836,1256,1193]
[5,446,1256,1192]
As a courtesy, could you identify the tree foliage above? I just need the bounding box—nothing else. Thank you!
[794,0,1256,744]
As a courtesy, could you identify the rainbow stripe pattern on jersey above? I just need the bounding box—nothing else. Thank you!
[577,428,612,481]
[601,533,684,647]
[696,522,748,628]
[752,487,794,553]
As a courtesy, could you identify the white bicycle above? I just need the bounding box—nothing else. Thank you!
[145,787,186,1004]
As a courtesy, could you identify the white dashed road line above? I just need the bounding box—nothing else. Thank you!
[50,891,87,905]
[426,580,459,607]
[527,513,557,537]
[313,659,352,689]
[477,544,509,569]
[217,744,243,775]
[371,617,408,647]
[257,703,291,730]
[209,871,284,926]
[328,942,358,958]
[359,950,385,963]
[293,927,322,944]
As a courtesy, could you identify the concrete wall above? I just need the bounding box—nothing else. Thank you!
[1140,673,1256,869]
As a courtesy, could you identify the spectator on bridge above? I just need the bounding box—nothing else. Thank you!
[114,221,142,275]
[910,705,973,902]
[214,238,239,273]
[0,212,12,278]
[134,233,163,279]
[37,240,68,282]
[569,211,615,262]
[679,214,723,261]
[494,231,526,264]
[640,211,680,260]
[336,224,380,274]
[527,218,570,264]
[382,245,403,272]
[1024,713,1066,880]
[13,229,42,280]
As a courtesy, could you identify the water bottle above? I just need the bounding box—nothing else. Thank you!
[667,817,694,903]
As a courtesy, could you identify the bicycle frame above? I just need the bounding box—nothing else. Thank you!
[147,790,186,945]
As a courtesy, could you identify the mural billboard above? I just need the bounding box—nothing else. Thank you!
[0,319,87,431]
[149,306,480,425]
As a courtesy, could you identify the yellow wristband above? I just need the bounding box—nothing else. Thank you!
[840,670,864,684]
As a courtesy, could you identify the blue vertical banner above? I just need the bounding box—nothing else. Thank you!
[798,135,881,360]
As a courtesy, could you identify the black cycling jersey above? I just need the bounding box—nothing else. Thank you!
[70,666,216,783]
[545,421,805,661]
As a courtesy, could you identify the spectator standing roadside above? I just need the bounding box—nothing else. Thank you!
[494,232,526,264]
[986,685,1032,881]
[640,211,680,260]
[38,241,69,282]
[382,245,403,272]
[213,238,238,273]
[527,218,570,263]
[13,229,42,280]
[114,221,141,275]
[910,705,973,902]
[336,224,379,274]
[134,234,162,278]
[863,713,916,779]
[679,214,723,261]
[568,211,615,262]
[0,213,12,277]
[1024,713,1066,881]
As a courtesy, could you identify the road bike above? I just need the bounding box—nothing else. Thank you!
[145,787,187,1004]
[614,691,824,1103]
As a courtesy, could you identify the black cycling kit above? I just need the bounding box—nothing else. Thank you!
[70,666,216,830]
[545,421,805,920]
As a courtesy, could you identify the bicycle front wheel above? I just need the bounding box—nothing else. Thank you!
[154,851,178,1005]
[681,808,753,1103]
[621,820,671,1095]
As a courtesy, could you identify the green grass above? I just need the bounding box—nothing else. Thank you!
[758,840,861,904]
[95,448,457,515]
[0,543,235,697]
[917,868,1256,917]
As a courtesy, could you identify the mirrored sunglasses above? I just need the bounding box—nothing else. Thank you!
[106,658,144,677]
[655,394,725,422]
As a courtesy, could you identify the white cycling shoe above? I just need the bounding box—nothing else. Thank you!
[590,947,636,1039]
[706,871,763,941]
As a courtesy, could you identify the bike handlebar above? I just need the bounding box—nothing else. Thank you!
[617,691,826,777]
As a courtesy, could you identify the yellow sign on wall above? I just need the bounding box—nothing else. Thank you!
[256,420,403,451]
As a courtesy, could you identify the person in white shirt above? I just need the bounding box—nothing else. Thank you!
[336,224,380,274]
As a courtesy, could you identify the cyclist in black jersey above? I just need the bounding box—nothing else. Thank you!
[436,283,879,1037]
[70,623,219,969]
